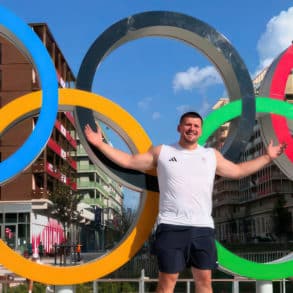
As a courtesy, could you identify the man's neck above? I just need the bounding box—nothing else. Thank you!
[178,140,199,150]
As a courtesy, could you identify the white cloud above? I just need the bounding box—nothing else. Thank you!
[255,6,293,75]
[137,97,152,110]
[152,112,161,120]
[176,104,193,114]
[198,98,211,116]
[173,65,222,92]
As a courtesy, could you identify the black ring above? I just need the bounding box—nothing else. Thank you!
[74,11,255,191]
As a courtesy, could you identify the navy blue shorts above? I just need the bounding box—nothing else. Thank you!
[153,224,218,273]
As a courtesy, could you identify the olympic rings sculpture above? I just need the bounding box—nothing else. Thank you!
[75,10,255,191]
[0,5,292,284]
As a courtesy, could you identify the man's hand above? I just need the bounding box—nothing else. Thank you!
[84,124,103,147]
[266,140,287,160]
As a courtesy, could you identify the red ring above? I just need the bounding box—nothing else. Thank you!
[268,44,293,161]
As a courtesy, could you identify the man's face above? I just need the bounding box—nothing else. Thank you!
[177,116,202,144]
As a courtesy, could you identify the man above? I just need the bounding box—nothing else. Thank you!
[84,112,286,293]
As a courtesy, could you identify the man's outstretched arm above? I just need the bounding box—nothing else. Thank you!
[215,140,287,179]
[84,124,159,171]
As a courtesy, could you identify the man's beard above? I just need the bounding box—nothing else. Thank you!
[183,133,198,144]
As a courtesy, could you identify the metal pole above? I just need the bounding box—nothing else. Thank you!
[232,278,239,293]
[93,280,97,293]
[139,269,145,293]
[282,279,286,293]
[54,243,57,265]
[186,280,190,293]
[255,281,273,293]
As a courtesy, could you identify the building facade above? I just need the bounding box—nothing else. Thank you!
[210,68,293,261]
[0,23,77,255]
[0,23,125,256]
[76,130,124,252]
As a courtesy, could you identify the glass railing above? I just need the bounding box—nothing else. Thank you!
[81,197,105,207]
[77,181,109,198]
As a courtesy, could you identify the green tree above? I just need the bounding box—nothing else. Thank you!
[114,206,136,235]
[7,282,46,293]
[49,182,83,241]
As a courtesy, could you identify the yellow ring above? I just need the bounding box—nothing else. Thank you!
[0,88,158,285]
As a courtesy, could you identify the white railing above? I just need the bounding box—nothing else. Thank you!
[92,270,289,293]
[0,269,290,293]
[93,270,288,293]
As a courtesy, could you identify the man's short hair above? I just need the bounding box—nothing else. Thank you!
[179,111,203,125]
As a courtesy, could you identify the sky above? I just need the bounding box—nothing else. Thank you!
[2,0,293,145]
[1,0,293,208]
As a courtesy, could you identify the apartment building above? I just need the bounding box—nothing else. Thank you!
[0,23,77,255]
[0,23,125,256]
[76,131,124,252]
[209,68,293,260]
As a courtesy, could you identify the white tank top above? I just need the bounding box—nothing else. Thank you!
[156,143,216,228]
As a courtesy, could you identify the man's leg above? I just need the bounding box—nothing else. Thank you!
[191,267,212,293]
[156,271,179,293]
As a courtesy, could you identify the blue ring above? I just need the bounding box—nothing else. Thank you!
[0,5,58,184]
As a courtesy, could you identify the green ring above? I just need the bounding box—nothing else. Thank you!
[199,97,293,280]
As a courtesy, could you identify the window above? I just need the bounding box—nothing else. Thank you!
[5,213,17,223]
[18,213,30,223]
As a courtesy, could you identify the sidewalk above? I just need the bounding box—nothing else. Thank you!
[0,252,104,290]
[37,251,104,266]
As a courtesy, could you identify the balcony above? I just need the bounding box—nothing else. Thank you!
[239,192,257,203]
[32,161,45,173]
[77,181,109,198]
[213,197,239,207]
[47,139,77,170]
[55,120,77,148]
[77,164,112,185]
[31,188,50,199]
[81,197,105,207]
[76,145,87,156]
[78,164,100,173]
[64,111,75,127]
[271,171,289,180]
